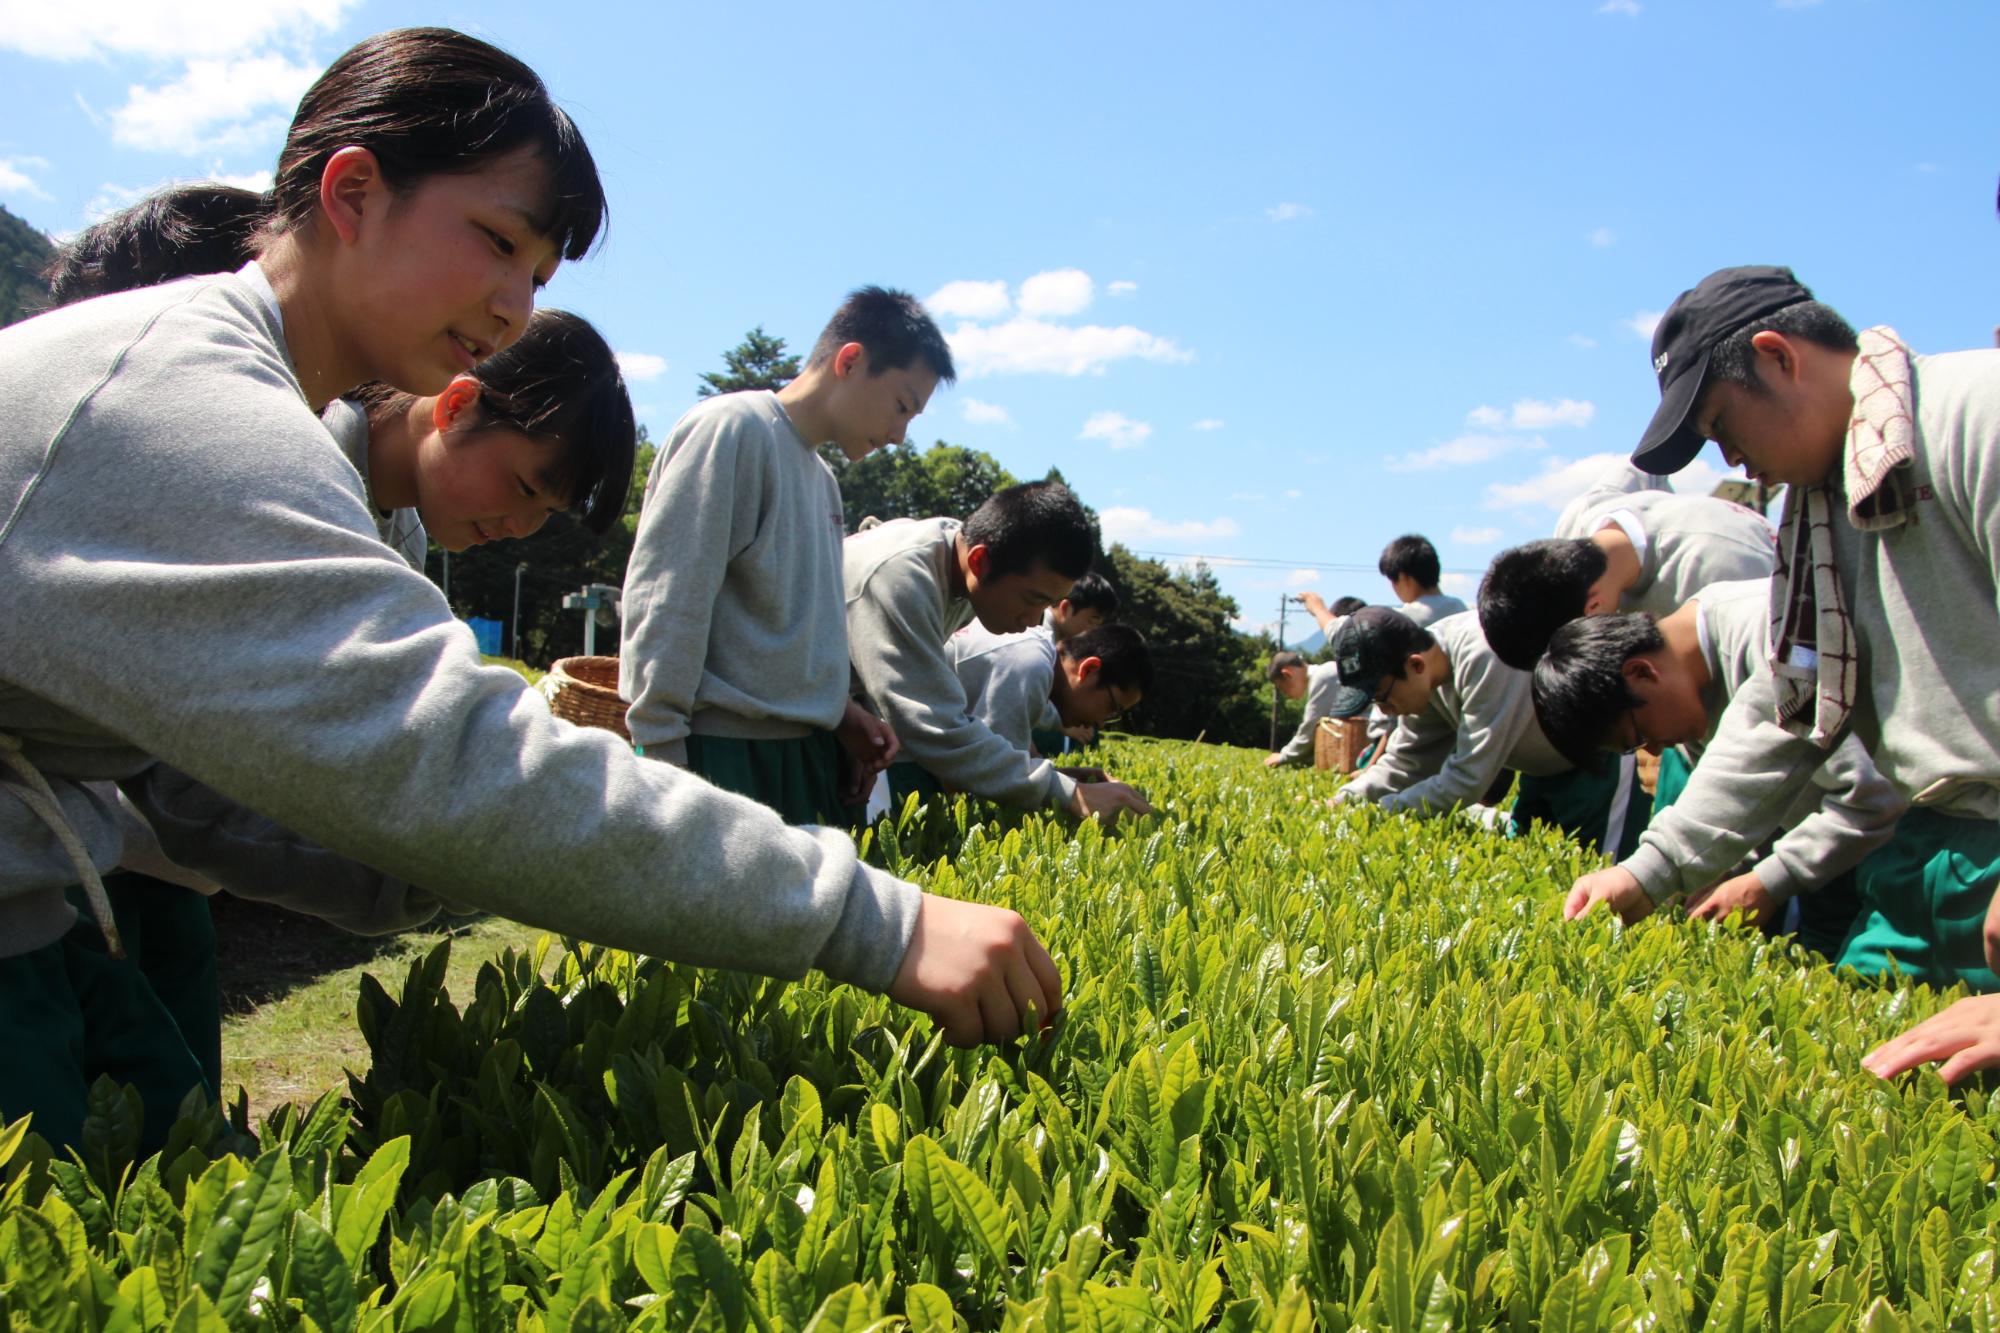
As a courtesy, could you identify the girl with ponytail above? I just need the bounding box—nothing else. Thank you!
[0,28,1057,1155]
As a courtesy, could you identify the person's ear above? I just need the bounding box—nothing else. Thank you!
[432,376,483,433]
[965,542,991,581]
[1075,655,1103,684]
[319,146,385,247]
[1621,657,1662,688]
[1749,329,1800,385]
[1406,651,1428,679]
[833,342,867,379]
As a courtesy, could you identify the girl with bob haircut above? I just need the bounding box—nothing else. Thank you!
[0,27,1058,1154]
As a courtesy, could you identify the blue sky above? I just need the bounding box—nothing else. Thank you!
[4,1,1995,633]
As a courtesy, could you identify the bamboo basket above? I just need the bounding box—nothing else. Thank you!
[542,655,631,741]
[1313,716,1369,774]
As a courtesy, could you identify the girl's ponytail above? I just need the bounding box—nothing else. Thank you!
[44,184,268,308]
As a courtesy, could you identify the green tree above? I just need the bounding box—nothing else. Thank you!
[697,325,800,398]
[823,440,1019,531]
[1105,546,1268,747]
[0,204,54,329]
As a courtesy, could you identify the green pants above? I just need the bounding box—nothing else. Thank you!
[680,731,852,827]
[1031,727,1070,757]
[1838,808,2000,992]
[0,874,219,1154]
[1513,756,1646,858]
[1651,747,1693,812]
[885,762,947,815]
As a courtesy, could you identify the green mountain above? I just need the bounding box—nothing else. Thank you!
[0,204,54,328]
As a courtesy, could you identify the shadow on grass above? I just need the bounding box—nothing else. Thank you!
[210,897,489,1014]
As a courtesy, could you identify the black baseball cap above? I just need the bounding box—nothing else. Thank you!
[1632,265,1816,474]
[1327,606,1434,717]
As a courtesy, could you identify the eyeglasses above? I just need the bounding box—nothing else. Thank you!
[1370,674,1397,708]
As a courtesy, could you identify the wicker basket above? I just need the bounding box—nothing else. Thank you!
[1313,716,1369,774]
[542,655,631,741]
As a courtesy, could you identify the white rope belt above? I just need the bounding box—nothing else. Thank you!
[0,733,123,958]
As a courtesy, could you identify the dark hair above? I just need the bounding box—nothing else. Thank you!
[1379,534,1442,589]
[1331,595,1367,617]
[1532,612,1665,770]
[44,184,263,307]
[963,480,1094,580]
[1477,539,1611,671]
[1063,624,1153,697]
[1064,571,1120,618]
[359,309,635,534]
[1267,650,1305,682]
[1707,300,1859,396]
[808,285,956,383]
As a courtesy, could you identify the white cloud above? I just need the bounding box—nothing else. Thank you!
[616,352,668,382]
[1440,572,1477,598]
[961,398,1012,426]
[1388,433,1548,472]
[110,52,322,154]
[1466,405,1506,428]
[1017,268,1094,318]
[1286,569,1319,587]
[1284,488,1303,499]
[1485,453,1627,510]
[946,317,1191,377]
[1567,333,1599,350]
[1588,227,1615,248]
[1451,526,1504,544]
[1191,418,1225,431]
[1080,411,1153,450]
[1265,202,1313,222]
[1099,506,1240,543]
[926,279,1011,321]
[208,167,273,192]
[1625,309,1665,340]
[1108,280,1138,296]
[0,156,50,199]
[1598,0,1641,14]
[1467,399,1594,430]
[0,0,357,61]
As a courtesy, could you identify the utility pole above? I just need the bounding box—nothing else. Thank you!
[511,563,527,660]
[562,583,621,657]
[1268,592,1292,751]
[441,549,451,606]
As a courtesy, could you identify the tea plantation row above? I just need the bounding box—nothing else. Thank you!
[2,737,1994,1330]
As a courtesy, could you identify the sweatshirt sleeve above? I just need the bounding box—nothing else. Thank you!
[0,775,124,897]
[1376,669,1535,819]
[119,764,445,935]
[0,342,921,993]
[618,414,760,763]
[1620,670,1839,903]
[1338,712,1453,806]
[1751,735,1906,901]
[851,561,1076,811]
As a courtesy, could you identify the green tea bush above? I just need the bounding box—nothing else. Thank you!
[4,738,1997,1330]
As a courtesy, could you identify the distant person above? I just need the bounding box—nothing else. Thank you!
[1296,592,1367,642]
[1533,579,1903,956]
[1264,648,1344,769]
[846,482,1152,824]
[1560,265,2000,1005]
[1377,535,1465,627]
[622,286,951,823]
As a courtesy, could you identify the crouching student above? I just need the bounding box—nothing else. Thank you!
[1561,264,2000,1003]
[950,622,1150,762]
[1533,579,1904,957]
[622,287,949,823]
[1028,571,1122,755]
[1264,649,1343,769]
[1328,608,1639,853]
[0,28,1059,1157]
[847,481,1153,825]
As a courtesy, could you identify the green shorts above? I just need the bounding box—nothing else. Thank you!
[681,730,854,827]
[1838,807,2000,992]
[1513,756,1647,858]
[885,761,947,815]
[0,874,218,1154]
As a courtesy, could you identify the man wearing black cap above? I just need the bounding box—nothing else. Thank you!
[1328,607,1639,851]
[1565,264,2000,997]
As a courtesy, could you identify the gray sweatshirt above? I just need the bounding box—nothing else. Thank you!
[846,519,1078,810]
[947,622,1058,753]
[1338,611,1568,816]
[1399,592,1467,628]
[1555,461,1777,618]
[1622,350,2000,891]
[1624,579,1904,904]
[620,391,849,763]
[322,398,428,572]
[0,274,919,991]
[1275,661,1343,766]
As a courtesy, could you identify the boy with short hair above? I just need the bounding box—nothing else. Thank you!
[621,286,951,823]
[1478,458,1777,670]
[1264,649,1343,769]
[846,481,1153,824]
[1377,535,1466,627]
[950,622,1151,754]
[1328,608,1637,851]
[1534,579,1903,955]
[1046,571,1119,642]
[1563,264,2000,1000]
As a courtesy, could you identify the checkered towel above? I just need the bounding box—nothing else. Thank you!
[1768,326,1916,745]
